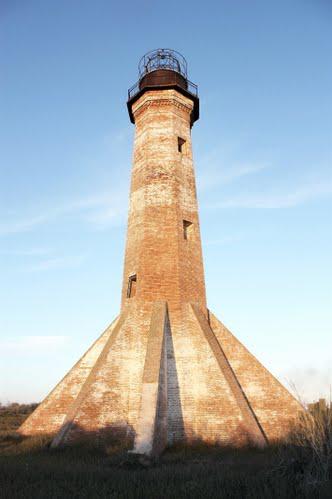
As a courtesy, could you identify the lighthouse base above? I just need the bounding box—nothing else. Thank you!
[19,301,301,456]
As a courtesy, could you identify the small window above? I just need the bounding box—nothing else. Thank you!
[183,220,193,240]
[178,137,186,153]
[127,274,137,298]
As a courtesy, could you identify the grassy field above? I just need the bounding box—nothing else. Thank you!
[0,403,331,498]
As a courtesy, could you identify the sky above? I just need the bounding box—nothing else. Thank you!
[0,0,331,405]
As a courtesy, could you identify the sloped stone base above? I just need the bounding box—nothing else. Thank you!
[19,301,301,455]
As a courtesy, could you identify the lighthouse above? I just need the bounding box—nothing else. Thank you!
[19,49,301,456]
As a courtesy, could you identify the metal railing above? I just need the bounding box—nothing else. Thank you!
[128,78,198,100]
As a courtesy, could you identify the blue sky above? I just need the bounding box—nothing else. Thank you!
[0,0,331,404]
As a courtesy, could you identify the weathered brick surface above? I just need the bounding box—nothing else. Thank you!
[133,301,167,456]
[121,89,207,312]
[51,311,129,447]
[62,302,151,445]
[167,304,255,446]
[191,304,267,447]
[19,85,301,452]
[210,312,302,441]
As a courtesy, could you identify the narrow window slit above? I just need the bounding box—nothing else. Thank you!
[178,137,186,153]
[183,220,193,240]
[127,274,137,298]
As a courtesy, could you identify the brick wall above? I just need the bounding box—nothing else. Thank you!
[121,90,206,313]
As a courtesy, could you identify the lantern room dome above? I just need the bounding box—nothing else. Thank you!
[127,49,199,125]
[138,49,188,80]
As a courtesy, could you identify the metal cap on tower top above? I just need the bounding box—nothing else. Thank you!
[127,49,199,125]
[139,49,188,79]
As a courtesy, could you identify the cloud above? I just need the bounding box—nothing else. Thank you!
[0,248,50,256]
[86,207,124,228]
[103,129,130,146]
[207,180,332,209]
[75,191,127,229]
[0,188,128,237]
[283,365,332,403]
[203,234,244,246]
[0,247,86,272]
[0,335,69,354]
[220,163,269,182]
[23,254,87,272]
[195,142,271,191]
[197,160,269,191]
[0,215,49,236]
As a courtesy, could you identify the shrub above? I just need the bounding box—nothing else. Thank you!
[290,399,332,485]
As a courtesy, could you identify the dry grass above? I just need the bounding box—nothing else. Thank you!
[0,402,331,498]
[288,400,332,486]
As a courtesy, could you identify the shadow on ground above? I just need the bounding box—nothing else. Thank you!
[0,430,331,499]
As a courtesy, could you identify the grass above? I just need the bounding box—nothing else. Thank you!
[0,403,38,433]
[0,403,331,498]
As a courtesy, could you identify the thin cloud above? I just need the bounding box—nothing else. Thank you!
[23,254,87,272]
[217,163,269,184]
[0,335,69,353]
[1,248,87,272]
[197,161,269,191]
[222,163,269,182]
[0,248,50,256]
[204,234,244,246]
[103,128,130,146]
[0,215,48,236]
[86,206,125,228]
[284,365,332,403]
[0,188,128,237]
[196,141,270,192]
[76,190,128,229]
[207,180,332,209]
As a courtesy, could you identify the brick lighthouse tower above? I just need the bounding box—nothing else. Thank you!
[19,49,300,455]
